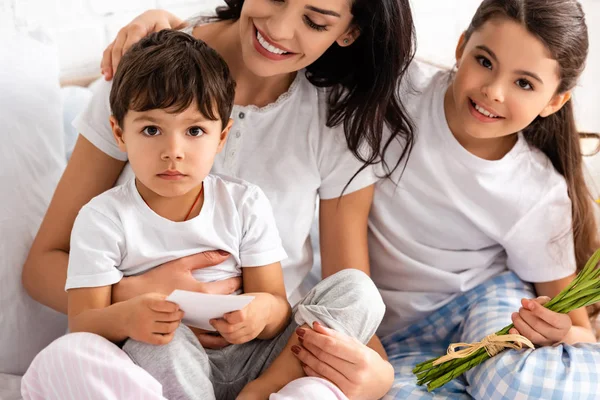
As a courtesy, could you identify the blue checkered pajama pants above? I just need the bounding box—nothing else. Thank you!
[382,271,600,399]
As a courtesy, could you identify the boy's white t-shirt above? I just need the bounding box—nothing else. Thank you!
[371,67,576,337]
[66,174,287,290]
[74,72,379,303]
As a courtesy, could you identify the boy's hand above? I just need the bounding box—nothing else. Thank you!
[509,296,572,346]
[125,293,184,345]
[210,293,271,344]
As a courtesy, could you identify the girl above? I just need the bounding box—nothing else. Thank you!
[347,0,600,398]
[21,0,414,399]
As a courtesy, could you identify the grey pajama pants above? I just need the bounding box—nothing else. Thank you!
[123,269,385,400]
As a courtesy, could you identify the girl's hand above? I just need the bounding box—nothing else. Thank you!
[210,293,272,345]
[293,322,394,400]
[112,251,240,302]
[125,293,184,345]
[510,296,572,346]
[101,10,185,80]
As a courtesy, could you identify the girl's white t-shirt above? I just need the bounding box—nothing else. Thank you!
[66,174,286,290]
[73,72,378,303]
[371,67,576,337]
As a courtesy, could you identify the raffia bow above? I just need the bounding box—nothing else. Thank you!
[432,334,535,366]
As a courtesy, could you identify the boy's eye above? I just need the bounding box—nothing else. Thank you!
[476,55,493,70]
[188,127,204,137]
[142,126,160,136]
[516,79,533,91]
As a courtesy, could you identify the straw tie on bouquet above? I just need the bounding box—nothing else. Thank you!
[432,334,534,366]
[414,248,600,392]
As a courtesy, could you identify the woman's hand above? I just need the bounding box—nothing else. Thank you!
[101,9,185,80]
[292,322,394,400]
[112,251,240,302]
[510,296,572,346]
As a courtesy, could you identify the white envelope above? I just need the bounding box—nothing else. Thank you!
[166,290,255,331]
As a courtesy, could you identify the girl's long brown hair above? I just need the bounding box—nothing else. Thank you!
[465,0,599,318]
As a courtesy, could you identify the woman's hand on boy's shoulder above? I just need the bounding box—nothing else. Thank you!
[101,9,186,80]
[124,293,184,345]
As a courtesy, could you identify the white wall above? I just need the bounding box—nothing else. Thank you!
[6,0,599,131]
[7,0,223,78]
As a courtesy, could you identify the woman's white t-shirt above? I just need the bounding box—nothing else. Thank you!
[370,66,576,337]
[74,72,378,303]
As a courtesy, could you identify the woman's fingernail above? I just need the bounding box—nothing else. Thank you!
[217,250,229,256]
[296,328,305,337]
[291,345,301,354]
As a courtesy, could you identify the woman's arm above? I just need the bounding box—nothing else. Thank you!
[319,184,388,356]
[319,185,373,278]
[22,135,125,313]
[312,184,394,399]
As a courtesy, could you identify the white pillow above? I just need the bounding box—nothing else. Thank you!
[0,28,67,375]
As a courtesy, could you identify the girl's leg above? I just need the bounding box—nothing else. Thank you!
[240,269,386,398]
[21,332,165,400]
[122,324,215,400]
[269,377,348,400]
[461,272,600,400]
[382,288,477,399]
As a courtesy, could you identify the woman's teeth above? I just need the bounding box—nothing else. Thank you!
[472,100,499,118]
[256,30,289,55]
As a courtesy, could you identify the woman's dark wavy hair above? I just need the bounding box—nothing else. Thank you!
[212,0,416,179]
[465,0,599,319]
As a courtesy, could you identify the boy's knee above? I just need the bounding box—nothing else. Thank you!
[297,269,385,343]
[335,269,385,318]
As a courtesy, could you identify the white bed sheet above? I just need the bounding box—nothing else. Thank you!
[0,373,22,400]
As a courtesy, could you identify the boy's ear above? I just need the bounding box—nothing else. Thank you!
[217,118,234,153]
[110,116,127,152]
[540,91,571,118]
[455,32,467,67]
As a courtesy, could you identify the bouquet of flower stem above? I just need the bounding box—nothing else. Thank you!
[413,249,600,392]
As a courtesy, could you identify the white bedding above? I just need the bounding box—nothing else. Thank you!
[0,373,22,400]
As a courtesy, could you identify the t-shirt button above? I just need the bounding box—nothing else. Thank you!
[238,112,245,119]
[230,151,236,157]
[235,131,241,138]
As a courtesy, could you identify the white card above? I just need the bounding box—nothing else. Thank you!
[166,290,255,331]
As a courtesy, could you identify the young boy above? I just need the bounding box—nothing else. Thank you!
[65,30,384,400]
